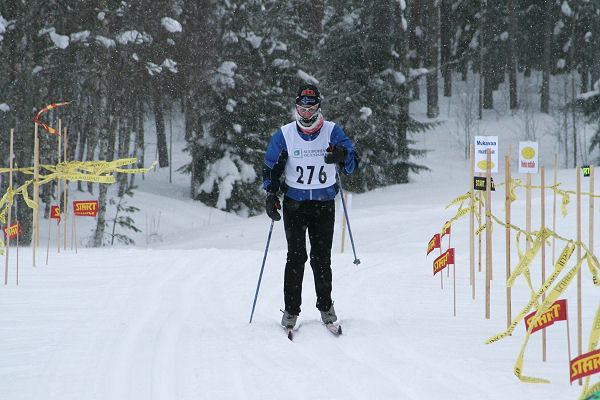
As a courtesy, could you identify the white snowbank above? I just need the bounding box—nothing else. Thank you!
[161,17,182,33]
[95,35,115,48]
[50,31,69,49]
[117,30,152,45]
[0,14,7,34]
[162,58,178,73]
[561,1,573,17]
[218,61,237,77]
[70,30,90,42]
[272,59,291,68]
[198,154,256,210]
[359,106,372,120]
[297,70,319,85]
[382,68,406,85]
[244,31,262,49]
[145,62,162,76]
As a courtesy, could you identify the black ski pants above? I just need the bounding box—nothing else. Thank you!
[282,196,335,316]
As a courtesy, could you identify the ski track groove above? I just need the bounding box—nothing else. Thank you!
[321,326,415,400]
[192,253,251,399]
[101,252,211,400]
[103,260,179,399]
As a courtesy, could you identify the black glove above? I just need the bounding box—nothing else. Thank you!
[265,193,281,221]
[324,145,348,164]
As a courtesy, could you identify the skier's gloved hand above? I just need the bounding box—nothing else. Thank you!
[324,145,348,164]
[265,193,281,221]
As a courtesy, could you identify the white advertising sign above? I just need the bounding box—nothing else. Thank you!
[474,136,499,173]
[518,141,539,174]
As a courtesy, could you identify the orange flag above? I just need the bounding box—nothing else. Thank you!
[35,102,71,135]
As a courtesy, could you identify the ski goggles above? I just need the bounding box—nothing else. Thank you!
[296,104,319,117]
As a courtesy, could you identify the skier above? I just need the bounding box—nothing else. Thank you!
[262,84,359,331]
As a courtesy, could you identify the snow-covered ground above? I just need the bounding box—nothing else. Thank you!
[1,74,599,399]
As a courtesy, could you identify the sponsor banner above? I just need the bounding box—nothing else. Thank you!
[3,221,21,239]
[433,248,454,276]
[427,233,440,256]
[519,141,539,174]
[474,136,499,173]
[474,176,495,191]
[50,205,61,221]
[73,200,99,217]
[571,349,600,383]
[524,299,567,334]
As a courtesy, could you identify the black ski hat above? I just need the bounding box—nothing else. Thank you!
[295,84,320,106]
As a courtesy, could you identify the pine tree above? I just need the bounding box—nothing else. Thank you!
[425,0,440,118]
[576,83,600,163]
[184,1,286,215]
[320,0,431,191]
[450,0,482,82]
[440,0,453,97]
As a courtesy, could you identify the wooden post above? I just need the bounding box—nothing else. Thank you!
[4,129,14,285]
[541,166,547,361]
[485,149,492,319]
[46,215,52,265]
[589,165,594,260]
[451,228,456,316]
[57,120,61,254]
[447,226,451,278]
[33,124,39,265]
[63,126,68,250]
[72,211,78,253]
[576,166,582,384]
[440,245,444,290]
[505,154,512,329]
[35,134,40,248]
[470,144,475,300]
[566,305,573,382]
[15,225,19,286]
[526,173,532,252]
[479,186,483,273]
[552,154,557,267]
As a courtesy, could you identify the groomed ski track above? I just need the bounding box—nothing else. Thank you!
[0,107,591,399]
[0,176,586,399]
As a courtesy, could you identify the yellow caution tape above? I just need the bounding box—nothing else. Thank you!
[441,176,600,395]
[445,192,471,209]
[475,224,486,236]
[507,229,547,287]
[114,160,158,174]
[485,242,574,344]
[0,158,156,243]
[514,254,586,383]
[580,303,600,399]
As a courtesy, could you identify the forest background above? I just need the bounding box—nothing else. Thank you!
[0,0,599,247]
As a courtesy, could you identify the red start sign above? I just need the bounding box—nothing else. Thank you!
[73,201,99,217]
[51,205,61,221]
[3,221,21,239]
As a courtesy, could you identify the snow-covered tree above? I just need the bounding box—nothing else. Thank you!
[320,0,431,191]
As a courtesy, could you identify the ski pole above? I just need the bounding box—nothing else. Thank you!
[336,167,360,265]
[249,219,275,323]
